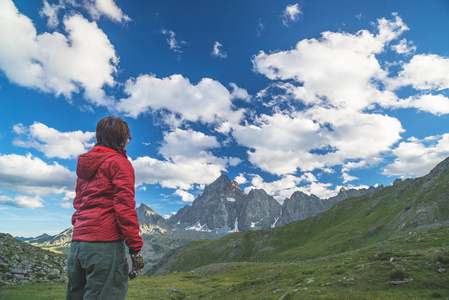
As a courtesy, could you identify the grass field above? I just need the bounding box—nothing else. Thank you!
[1,226,448,299]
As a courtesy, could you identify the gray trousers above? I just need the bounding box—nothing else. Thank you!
[66,241,129,300]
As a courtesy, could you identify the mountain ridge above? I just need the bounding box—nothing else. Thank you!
[168,174,382,234]
[20,171,384,270]
[148,156,449,275]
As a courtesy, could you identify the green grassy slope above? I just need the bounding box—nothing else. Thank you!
[1,225,448,299]
[157,157,449,273]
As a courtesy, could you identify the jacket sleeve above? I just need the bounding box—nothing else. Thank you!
[71,178,83,226]
[110,157,143,252]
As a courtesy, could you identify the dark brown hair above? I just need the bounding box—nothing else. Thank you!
[95,116,132,151]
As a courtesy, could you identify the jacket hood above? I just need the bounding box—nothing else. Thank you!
[76,147,126,180]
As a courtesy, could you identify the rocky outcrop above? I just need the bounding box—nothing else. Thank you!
[1,233,67,286]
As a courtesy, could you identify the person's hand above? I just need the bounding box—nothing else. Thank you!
[129,251,145,279]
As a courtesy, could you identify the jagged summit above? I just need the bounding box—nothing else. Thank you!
[203,174,241,195]
[214,173,232,185]
[137,203,154,213]
[168,174,247,234]
[137,203,174,235]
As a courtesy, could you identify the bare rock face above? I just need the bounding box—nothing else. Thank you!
[239,189,281,231]
[277,191,324,227]
[169,175,247,234]
[169,175,281,234]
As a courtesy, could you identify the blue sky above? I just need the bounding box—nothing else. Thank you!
[1,0,449,237]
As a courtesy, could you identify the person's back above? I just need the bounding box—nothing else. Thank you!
[66,116,144,300]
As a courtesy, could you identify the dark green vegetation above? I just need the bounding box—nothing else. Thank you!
[2,158,449,299]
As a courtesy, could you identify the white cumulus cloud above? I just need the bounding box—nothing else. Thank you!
[0,194,44,209]
[84,0,130,23]
[40,1,63,28]
[384,134,449,177]
[391,94,449,115]
[391,54,449,91]
[0,1,118,105]
[233,112,324,175]
[132,128,241,191]
[234,173,247,185]
[391,38,416,55]
[232,108,403,176]
[159,128,220,159]
[116,74,246,126]
[13,122,95,159]
[0,153,75,196]
[239,14,422,179]
[132,156,224,191]
[245,173,338,201]
[253,14,407,111]
[174,190,195,202]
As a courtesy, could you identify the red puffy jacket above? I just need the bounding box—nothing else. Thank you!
[71,146,143,252]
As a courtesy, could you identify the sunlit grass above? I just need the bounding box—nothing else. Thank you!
[1,226,448,299]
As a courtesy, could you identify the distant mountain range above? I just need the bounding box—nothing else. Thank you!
[169,174,382,233]
[149,156,449,275]
[15,233,52,243]
[19,172,382,267]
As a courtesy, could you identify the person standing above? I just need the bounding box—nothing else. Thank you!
[66,116,144,300]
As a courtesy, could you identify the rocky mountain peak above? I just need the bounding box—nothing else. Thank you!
[247,188,268,197]
[137,203,173,235]
[289,190,319,201]
[204,174,234,193]
[137,203,155,215]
